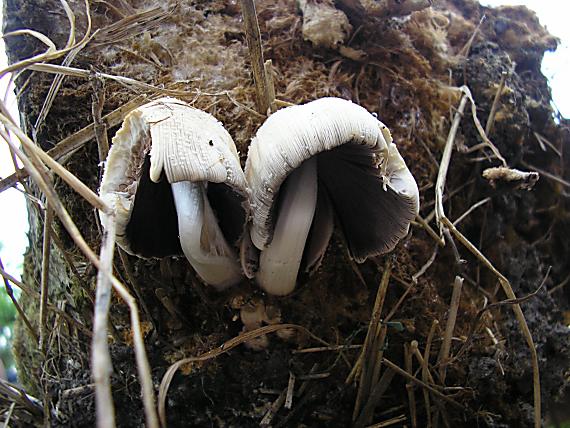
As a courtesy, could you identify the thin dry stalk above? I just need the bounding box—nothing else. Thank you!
[91,75,110,162]
[354,368,396,428]
[412,245,438,283]
[405,343,417,428]
[0,110,109,213]
[39,205,53,352]
[353,260,392,421]
[292,344,361,354]
[437,276,463,384]
[485,71,508,135]
[91,213,117,428]
[442,217,541,426]
[0,257,39,342]
[415,216,445,246]
[366,414,407,428]
[240,0,272,114]
[452,197,491,226]
[0,264,91,336]
[118,248,156,331]
[411,340,433,427]
[0,95,150,193]
[260,389,287,426]
[284,372,296,410]
[1,114,158,428]
[0,0,92,77]
[435,87,541,426]
[264,59,277,113]
[158,324,330,427]
[382,359,465,411]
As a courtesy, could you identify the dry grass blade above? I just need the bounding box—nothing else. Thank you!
[366,414,407,427]
[0,257,39,342]
[0,112,110,213]
[240,0,272,114]
[0,95,151,193]
[158,324,330,427]
[485,71,508,135]
[27,63,189,95]
[91,213,117,428]
[382,358,466,411]
[354,368,396,428]
[39,205,53,352]
[434,91,542,426]
[94,6,176,46]
[437,276,463,384]
[0,379,44,420]
[352,260,392,421]
[0,0,92,77]
[1,108,158,428]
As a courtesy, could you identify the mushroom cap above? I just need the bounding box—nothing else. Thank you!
[100,97,248,256]
[245,97,419,262]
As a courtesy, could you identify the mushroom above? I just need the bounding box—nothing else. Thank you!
[99,97,248,289]
[244,97,419,296]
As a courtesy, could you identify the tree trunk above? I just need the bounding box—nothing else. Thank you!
[3,0,569,426]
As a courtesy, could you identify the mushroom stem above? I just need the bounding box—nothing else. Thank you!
[171,181,242,289]
[257,157,318,296]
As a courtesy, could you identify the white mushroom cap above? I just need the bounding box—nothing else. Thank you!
[99,97,248,289]
[245,97,419,295]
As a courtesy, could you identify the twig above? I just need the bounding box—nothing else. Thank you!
[91,213,117,428]
[533,131,561,157]
[240,0,272,115]
[264,59,277,113]
[548,271,570,295]
[39,205,53,352]
[437,276,463,384]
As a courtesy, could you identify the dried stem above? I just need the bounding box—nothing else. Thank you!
[405,343,417,428]
[91,213,117,428]
[437,276,463,384]
[39,205,53,352]
[240,0,272,114]
[435,87,541,426]
[353,259,392,421]
[0,257,39,342]
[485,71,508,136]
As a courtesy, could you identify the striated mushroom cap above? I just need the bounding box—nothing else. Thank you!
[100,97,248,289]
[245,97,419,295]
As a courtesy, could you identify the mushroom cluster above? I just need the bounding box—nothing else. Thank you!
[99,97,419,296]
